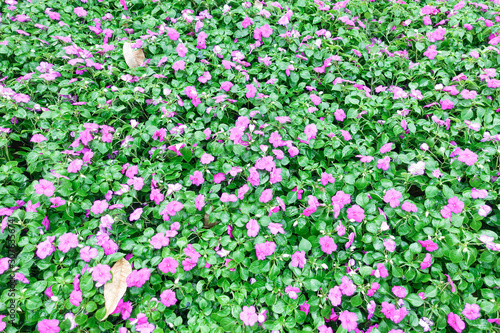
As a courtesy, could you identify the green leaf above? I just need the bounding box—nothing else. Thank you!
[450,249,463,263]
[180,147,192,162]
[272,300,286,314]
[303,279,321,291]
[406,293,424,307]
[298,238,312,252]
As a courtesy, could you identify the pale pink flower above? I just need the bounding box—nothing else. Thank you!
[240,306,258,326]
[246,219,260,237]
[290,251,306,268]
[319,236,337,254]
[462,304,480,320]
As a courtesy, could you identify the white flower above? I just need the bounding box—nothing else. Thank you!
[408,161,426,175]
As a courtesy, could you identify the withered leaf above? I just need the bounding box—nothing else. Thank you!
[101,258,132,321]
[123,42,145,68]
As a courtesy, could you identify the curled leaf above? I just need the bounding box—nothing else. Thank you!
[123,42,145,68]
[101,258,132,321]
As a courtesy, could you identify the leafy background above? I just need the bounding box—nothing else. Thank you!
[0,0,500,332]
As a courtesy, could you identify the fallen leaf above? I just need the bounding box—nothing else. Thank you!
[101,258,132,321]
[203,212,218,229]
[123,42,145,68]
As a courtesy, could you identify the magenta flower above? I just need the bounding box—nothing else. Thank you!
[339,276,356,296]
[448,312,466,333]
[346,205,365,222]
[463,304,480,320]
[36,236,56,259]
[285,286,301,299]
[383,239,396,252]
[291,251,306,268]
[241,17,253,28]
[420,253,433,270]
[92,264,112,285]
[246,84,257,98]
[129,208,143,221]
[419,239,439,252]
[457,149,478,166]
[195,194,205,211]
[310,94,321,106]
[338,311,358,332]
[377,156,391,170]
[328,286,342,306]
[166,28,180,40]
[190,171,204,186]
[423,45,438,59]
[392,286,407,298]
[384,189,402,208]
[319,236,337,254]
[31,134,47,143]
[448,196,464,214]
[246,219,260,237]
[334,109,346,122]
[58,233,78,253]
[74,7,87,17]
[80,246,98,262]
[240,306,258,326]
[259,189,273,203]
[35,179,55,197]
[91,200,108,215]
[379,143,393,153]
[172,60,185,71]
[440,99,454,110]
[160,289,177,307]
[176,43,187,57]
[200,153,214,164]
[255,241,276,260]
[37,319,60,333]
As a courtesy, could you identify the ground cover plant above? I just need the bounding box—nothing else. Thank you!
[0,0,500,332]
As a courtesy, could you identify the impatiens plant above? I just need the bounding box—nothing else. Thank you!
[1,0,500,332]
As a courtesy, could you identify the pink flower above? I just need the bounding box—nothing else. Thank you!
[319,236,337,254]
[268,222,284,235]
[328,286,342,306]
[50,197,66,208]
[339,311,358,332]
[241,17,253,28]
[91,200,108,215]
[285,286,301,299]
[195,194,205,211]
[31,134,47,143]
[356,155,374,163]
[427,27,446,42]
[58,233,78,253]
[321,173,335,186]
[421,253,433,269]
[392,286,407,298]
[478,205,492,217]
[35,179,55,197]
[291,251,306,268]
[240,306,258,326]
[384,189,402,208]
[460,89,477,100]
[246,219,260,237]
[37,236,56,259]
[67,159,83,173]
[367,282,380,297]
[383,239,396,252]
[471,188,488,199]
[376,263,389,278]
[92,264,112,285]
[440,99,454,110]
[409,161,426,175]
[172,60,185,71]
[37,319,60,333]
[74,7,87,17]
[448,312,466,333]
[457,149,477,166]
[129,208,143,221]
[300,301,310,315]
[419,239,439,252]
[213,173,226,184]
[441,205,452,219]
[200,153,214,164]
[310,94,321,106]
[379,143,393,154]
[255,241,276,260]
[166,28,180,40]
[401,201,417,213]
[160,289,177,307]
[176,43,187,57]
[346,205,365,222]
[220,193,237,203]
[246,84,257,98]
[377,156,391,170]
[260,189,273,203]
[80,246,98,262]
[463,304,480,320]
[334,109,346,122]
[367,300,376,320]
[189,171,205,186]
[339,276,356,296]
[0,258,10,275]
[304,124,317,140]
[448,196,464,214]
[424,45,438,60]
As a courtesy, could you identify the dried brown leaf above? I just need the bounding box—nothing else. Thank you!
[101,258,132,321]
[123,42,145,68]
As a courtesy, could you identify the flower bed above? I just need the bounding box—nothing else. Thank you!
[0,0,500,332]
